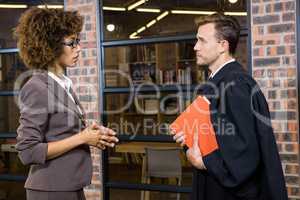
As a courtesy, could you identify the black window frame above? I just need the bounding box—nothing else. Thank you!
[0,0,64,183]
[0,49,26,182]
[98,1,252,199]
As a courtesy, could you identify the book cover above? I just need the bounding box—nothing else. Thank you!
[170,96,219,156]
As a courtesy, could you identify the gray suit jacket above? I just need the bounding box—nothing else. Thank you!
[16,71,92,191]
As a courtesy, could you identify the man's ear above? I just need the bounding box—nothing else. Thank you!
[218,40,229,54]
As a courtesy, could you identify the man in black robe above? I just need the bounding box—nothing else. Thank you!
[172,13,288,200]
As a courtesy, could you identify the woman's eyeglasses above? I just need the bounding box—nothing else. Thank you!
[62,38,80,49]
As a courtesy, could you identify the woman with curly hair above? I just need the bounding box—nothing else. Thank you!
[14,7,118,200]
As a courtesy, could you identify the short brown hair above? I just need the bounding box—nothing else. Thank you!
[196,13,240,55]
[14,7,83,70]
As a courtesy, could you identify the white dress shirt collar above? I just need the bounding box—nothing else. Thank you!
[209,59,236,79]
[48,71,75,102]
[48,71,72,92]
[47,71,83,115]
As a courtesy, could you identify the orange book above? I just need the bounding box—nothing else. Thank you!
[170,96,219,156]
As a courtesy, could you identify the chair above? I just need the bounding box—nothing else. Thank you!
[141,148,182,200]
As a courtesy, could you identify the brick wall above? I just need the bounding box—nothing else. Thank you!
[251,0,299,199]
[65,0,102,199]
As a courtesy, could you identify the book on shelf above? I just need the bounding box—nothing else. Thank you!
[133,95,159,114]
[117,46,131,63]
[144,45,156,62]
[160,97,179,115]
[131,45,156,62]
[118,63,130,87]
[106,95,122,111]
[177,67,192,85]
[197,69,206,83]
[133,96,144,113]
[178,93,193,112]
[158,69,176,85]
[156,43,177,68]
[105,65,118,87]
[144,99,159,114]
[178,42,195,60]
[157,67,192,85]
[130,63,156,85]
[105,74,118,87]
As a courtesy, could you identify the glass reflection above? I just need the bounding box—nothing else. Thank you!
[0,53,28,91]
[104,41,208,88]
[0,96,20,133]
[103,0,247,40]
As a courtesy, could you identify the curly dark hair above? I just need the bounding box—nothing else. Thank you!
[14,7,83,70]
[196,13,240,55]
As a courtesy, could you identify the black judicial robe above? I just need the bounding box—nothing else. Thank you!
[190,61,288,200]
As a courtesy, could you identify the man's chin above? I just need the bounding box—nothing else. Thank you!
[196,61,205,66]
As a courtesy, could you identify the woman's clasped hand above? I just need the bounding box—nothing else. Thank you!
[80,122,119,150]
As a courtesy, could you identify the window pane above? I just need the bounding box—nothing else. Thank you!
[0,96,20,133]
[0,148,29,176]
[105,92,194,185]
[0,181,26,199]
[0,8,26,48]
[0,1,64,49]
[105,91,197,136]
[104,35,248,88]
[104,41,207,88]
[0,53,28,91]
[103,0,247,40]
[108,144,193,185]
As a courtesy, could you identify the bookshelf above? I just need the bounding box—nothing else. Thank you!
[103,40,207,166]
[104,41,207,140]
[104,41,207,88]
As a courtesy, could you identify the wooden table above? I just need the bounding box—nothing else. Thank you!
[115,142,182,200]
[115,142,181,153]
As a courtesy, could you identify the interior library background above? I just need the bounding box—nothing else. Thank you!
[101,1,247,199]
[0,0,248,199]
